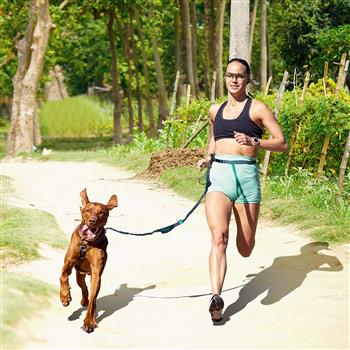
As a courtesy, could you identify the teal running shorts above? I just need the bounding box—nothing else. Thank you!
[207,154,261,204]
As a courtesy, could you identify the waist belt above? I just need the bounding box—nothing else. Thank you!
[213,158,256,165]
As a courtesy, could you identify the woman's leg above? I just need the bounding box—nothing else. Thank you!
[205,192,233,295]
[232,203,260,257]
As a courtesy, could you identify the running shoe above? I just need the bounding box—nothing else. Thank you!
[209,294,224,322]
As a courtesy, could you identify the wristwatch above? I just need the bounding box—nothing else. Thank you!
[251,137,260,146]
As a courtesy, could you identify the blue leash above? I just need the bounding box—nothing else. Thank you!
[106,157,213,237]
[105,157,256,237]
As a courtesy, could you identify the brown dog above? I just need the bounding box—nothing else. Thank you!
[59,188,118,333]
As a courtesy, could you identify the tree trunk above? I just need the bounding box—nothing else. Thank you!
[179,0,196,97]
[117,15,134,141]
[214,0,227,98]
[190,0,199,96]
[229,0,249,61]
[107,9,122,144]
[6,0,53,157]
[174,4,182,107]
[129,14,143,132]
[248,0,258,63]
[260,0,267,91]
[148,7,168,131]
[203,0,212,99]
[135,9,155,137]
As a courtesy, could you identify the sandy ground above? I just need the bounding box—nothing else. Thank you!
[1,160,349,350]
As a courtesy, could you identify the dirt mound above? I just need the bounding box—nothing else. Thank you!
[145,148,206,177]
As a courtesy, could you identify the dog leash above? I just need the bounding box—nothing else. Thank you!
[105,156,256,237]
[105,156,214,237]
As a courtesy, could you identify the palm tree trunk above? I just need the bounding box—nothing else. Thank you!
[229,0,249,61]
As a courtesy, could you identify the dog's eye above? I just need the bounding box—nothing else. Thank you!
[85,208,91,212]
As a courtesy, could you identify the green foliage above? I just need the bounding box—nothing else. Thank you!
[47,4,111,95]
[163,98,212,148]
[268,80,350,176]
[312,24,350,77]
[267,0,350,83]
[0,0,30,95]
[39,96,114,137]
[0,117,9,158]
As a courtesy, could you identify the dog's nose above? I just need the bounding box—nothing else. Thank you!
[89,217,98,225]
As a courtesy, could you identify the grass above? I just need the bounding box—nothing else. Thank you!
[39,95,114,137]
[0,176,68,266]
[0,175,68,348]
[261,171,350,243]
[159,165,350,244]
[1,272,56,349]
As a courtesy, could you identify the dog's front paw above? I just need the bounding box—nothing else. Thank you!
[60,289,72,307]
[82,319,98,333]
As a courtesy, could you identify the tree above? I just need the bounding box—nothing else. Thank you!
[134,9,155,137]
[107,7,122,144]
[260,0,267,91]
[6,0,54,156]
[179,0,196,97]
[229,0,249,62]
[214,0,227,97]
[148,5,168,131]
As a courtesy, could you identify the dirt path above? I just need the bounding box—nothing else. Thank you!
[2,160,349,349]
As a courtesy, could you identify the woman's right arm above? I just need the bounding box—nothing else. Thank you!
[197,105,217,169]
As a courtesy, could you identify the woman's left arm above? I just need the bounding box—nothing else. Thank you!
[255,102,288,152]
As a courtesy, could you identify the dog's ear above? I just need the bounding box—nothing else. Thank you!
[80,188,90,207]
[107,194,118,210]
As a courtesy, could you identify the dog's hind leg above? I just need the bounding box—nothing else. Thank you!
[76,270,89,307]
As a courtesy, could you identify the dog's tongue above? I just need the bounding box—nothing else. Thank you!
[82,225,98,241]
[87,229,96,240]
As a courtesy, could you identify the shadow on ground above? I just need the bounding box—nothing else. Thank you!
[68,283,155,324]
[216,241,343,326]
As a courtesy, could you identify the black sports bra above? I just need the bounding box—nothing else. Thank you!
[213,99,263,141]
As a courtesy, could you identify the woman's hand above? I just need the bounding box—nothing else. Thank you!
[234,132,259,146]
[197,156,211,170]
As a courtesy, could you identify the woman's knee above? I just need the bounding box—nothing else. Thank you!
[211,228,229,250]
[237,238,255,257]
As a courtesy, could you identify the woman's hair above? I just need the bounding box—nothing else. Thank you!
[226,58,251,76]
